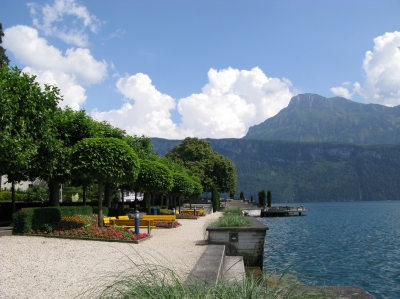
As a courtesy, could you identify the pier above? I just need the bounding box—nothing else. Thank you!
[221,199,307,217]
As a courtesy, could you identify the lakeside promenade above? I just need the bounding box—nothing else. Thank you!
[0,212,223,299]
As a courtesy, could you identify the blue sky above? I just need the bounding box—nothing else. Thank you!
[1,0,400,139]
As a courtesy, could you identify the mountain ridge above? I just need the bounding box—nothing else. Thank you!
[244,93,400,144]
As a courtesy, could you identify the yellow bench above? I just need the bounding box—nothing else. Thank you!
[142,215,176,222]
[104,218,155,234]
[180,209,205,215]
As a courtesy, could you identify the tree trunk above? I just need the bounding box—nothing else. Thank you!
[98,180,103,228]
[82,184,87,206]
[104,183,111,208]
[146,193,151,215]
[48,179,60,206]
[189,197,192,209]
[11,180,16,214]
[151,193,155,207]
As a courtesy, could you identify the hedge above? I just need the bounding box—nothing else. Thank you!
[12,206,94,233]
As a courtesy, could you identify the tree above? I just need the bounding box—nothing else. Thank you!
[0,66,60,212]
[258,190,266,208]
[240,191,245,200]
[71,138,140,227]
[166,137,237,194]
[267,190,272,207]
[0,23,10,67]
[211,185,220,212]
[250,195,254,202]
[135,160,173,214]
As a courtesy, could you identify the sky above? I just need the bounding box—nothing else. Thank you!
[1,0,400,139]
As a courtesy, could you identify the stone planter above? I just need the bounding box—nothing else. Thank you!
[206,218,268,269]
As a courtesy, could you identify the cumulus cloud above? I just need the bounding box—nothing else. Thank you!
[330,86,353,99]
[92,67,293,139]
[356,31,400,106]
[338,31,400,106]
[3,25,107,109]
[28,0,101,47]
[178,67,293,138]
[92,73,190,139]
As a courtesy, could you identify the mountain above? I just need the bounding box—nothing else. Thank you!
[244,93,400,144]
[151,138,400,203]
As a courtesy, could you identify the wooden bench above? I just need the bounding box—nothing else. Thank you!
[142,215,176,222]
[180,209,205,215]
[105,218,155,234]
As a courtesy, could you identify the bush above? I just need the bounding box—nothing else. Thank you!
[223,206,242,215]
[59,206,93,216]
[0,191,28,202]
[211,185,220,212]
[31,207,62,229]
[25,187,48,202]
[93,207,109,216]
[210,215,254,228]
[12,210,34,233]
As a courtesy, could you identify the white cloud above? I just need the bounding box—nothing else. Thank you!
[354,31,400,106]
[92,73,191,139]
[3,25,107,109]
[330,86,353,99]
[92,67,293,139]
[28,0,101,47]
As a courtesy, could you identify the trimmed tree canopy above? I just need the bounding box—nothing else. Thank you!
[71,138,140,184]
[135,159,173,194]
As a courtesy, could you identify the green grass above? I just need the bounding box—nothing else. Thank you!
[209,214,254,228]
[83,266,332,299]
[223,206,243,215]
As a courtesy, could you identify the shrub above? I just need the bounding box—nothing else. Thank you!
[59,206,92,216]
[0,191,28,202]
[12,210,34,233]
[31,207,62,229]
[93,207,109,216]
[223,206,242,215]
[209,215,254,228]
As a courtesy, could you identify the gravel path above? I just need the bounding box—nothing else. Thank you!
[0,212,222,299]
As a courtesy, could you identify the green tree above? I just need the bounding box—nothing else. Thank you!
[240,191,245,200]
[267,190,272,207]
[250,195,254,202]
[0,23,10,66]
[165,137,236,194]
[258,190,266,208]
[211,185,220,212]
[0,66,60,212]
[71,138,140,227]
[135,159,173,214]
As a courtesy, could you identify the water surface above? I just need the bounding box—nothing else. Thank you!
[259,201,400,299]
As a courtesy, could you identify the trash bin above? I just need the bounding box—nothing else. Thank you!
[151,206,157,215]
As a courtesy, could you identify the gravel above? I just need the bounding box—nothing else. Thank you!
[0,212,222,299]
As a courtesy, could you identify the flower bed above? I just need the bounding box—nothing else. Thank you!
[153,221,181,228]
[176,214,199,220]
[27,214,150,242]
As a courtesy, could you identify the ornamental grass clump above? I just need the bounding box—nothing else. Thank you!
[210,214,254,228]
[223,206,242,215]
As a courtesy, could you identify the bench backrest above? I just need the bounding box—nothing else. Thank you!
[142,215,176,221]
[112,219,154,227]
[118,215,129,220]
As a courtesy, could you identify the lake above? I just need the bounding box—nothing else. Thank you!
[258,201,400,299]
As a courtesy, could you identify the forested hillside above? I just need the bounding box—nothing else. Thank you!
[151,138,400,203]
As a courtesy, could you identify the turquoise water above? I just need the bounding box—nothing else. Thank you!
[259,201,400,299]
